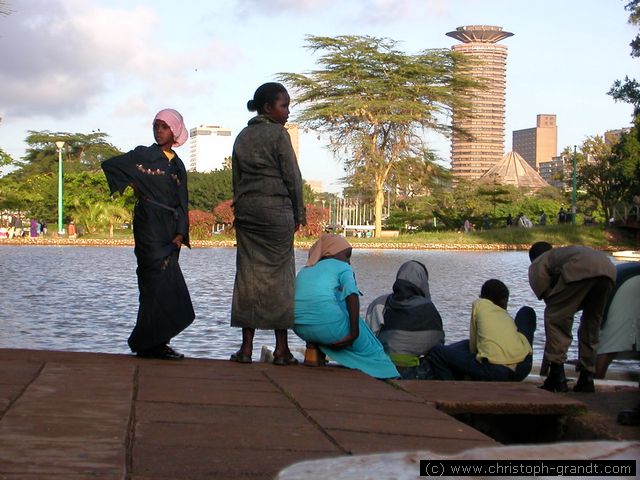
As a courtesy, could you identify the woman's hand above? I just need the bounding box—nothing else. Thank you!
[329,331,358,350]
[172,234,184,248]
[329,293,360,349]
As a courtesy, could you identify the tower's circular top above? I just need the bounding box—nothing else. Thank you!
[446,25,514,43]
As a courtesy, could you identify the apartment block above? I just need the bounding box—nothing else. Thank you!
[188,125,233,172]
[512,114,558,170]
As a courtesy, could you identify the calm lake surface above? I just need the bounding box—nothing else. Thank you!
[0,245,635,373]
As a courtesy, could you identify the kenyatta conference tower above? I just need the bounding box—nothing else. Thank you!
[446,25,514,180]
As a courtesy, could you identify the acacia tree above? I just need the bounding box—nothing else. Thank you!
[19,131,121,177]
[280,35,477,237]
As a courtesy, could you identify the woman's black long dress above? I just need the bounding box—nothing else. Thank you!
[102,144,194,352]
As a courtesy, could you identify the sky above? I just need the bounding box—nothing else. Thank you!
[0,0,637,193]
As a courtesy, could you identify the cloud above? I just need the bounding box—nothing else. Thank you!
[234,0,448,22]
[235,0,336,16]
[0,0,236,120]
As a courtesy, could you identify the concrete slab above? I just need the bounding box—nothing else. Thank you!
[0,383,27,415]
[288,394,442,418]
[135,404,337,451]
[137,376,292,407]
[0,414,128,442]
[132,444,340,479]
[326,430,497,455]
[395,380,587,415]
[0,438,126,476]
[0,348,635,480]
[0,359,43,384]
[306,409,493,441]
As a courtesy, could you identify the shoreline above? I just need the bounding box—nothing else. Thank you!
[0,237,619,252]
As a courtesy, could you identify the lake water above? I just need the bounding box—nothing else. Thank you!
[0,245,635,373]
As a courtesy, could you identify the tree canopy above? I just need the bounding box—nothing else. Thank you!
[577,133,640,221]
[609,0,640,120]
[280,35,478,237]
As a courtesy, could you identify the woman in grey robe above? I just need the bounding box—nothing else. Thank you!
[229,82,306,365]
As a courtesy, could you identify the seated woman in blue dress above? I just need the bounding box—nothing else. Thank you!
[427,279,536,382]
[294,234,399,379]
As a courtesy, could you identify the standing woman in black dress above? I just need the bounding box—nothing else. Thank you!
[230,82,306,365]
[102,108,195,359]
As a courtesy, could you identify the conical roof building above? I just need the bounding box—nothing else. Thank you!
[479,151,549,189]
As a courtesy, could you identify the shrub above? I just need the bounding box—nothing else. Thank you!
[189,209,215,239]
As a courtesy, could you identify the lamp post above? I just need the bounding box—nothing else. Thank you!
[571,145,577,225]
[55,141,65,235]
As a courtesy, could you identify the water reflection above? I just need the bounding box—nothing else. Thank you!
[0,246,633,373]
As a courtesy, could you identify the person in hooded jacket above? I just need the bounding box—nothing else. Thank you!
[366,260,444,374]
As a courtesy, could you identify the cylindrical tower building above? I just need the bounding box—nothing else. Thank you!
[446,25,513,181]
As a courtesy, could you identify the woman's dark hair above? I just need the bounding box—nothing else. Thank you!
[529,241,553,262]
[247,82,287,114]
[480,279,509,306]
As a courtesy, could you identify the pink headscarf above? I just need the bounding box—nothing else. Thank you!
[154,108,188,147]
[306,234,352,267]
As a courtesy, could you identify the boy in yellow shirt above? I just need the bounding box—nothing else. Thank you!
[427,279,535,381]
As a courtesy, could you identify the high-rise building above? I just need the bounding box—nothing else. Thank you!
[188,125,233,172]
[446,25,513,181]
[512,114,558,170]
[284,123,300,161]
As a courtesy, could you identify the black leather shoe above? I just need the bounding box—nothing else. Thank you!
[573,370,595,393]
[159,345,184,360]
[137,344,184,360]
[539,362,569,392]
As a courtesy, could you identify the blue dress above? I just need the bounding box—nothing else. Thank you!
[294,258,399,379]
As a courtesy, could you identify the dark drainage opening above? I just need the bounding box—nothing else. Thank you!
[452,413,588,444]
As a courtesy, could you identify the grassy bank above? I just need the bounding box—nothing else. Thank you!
[351,225,629,249]
[2,225,637,251]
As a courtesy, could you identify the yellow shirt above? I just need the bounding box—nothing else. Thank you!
[163,150,175,161]
[469,298,532,367]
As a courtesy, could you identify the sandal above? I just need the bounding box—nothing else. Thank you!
[273,354,299,366]
[229,352,252,364]
[303,346,326,367]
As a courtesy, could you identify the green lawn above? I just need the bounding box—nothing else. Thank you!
[306,225,638,250]
[71,224,638,250]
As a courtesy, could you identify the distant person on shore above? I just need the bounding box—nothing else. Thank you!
[539,211,547,226]
[463,218,472,233]
[294,234,399,379]
[528,242,616,392]
[595,262,640,379]
[67,221,77,240]
[557,207,566,224]
[101,108,194,360]
[30,218,38,238]
[506,213,513,227]
[482,215,490,231]
[229,82,306,366]
[365,260,444,377]
[426,279,535,382]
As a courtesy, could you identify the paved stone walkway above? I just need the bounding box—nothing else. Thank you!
[0,349,636,479]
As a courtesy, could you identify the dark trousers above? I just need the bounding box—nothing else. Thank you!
[427,307,536,382]
[543,277,614,372]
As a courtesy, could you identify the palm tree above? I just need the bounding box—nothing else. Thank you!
[73,200,130,237]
